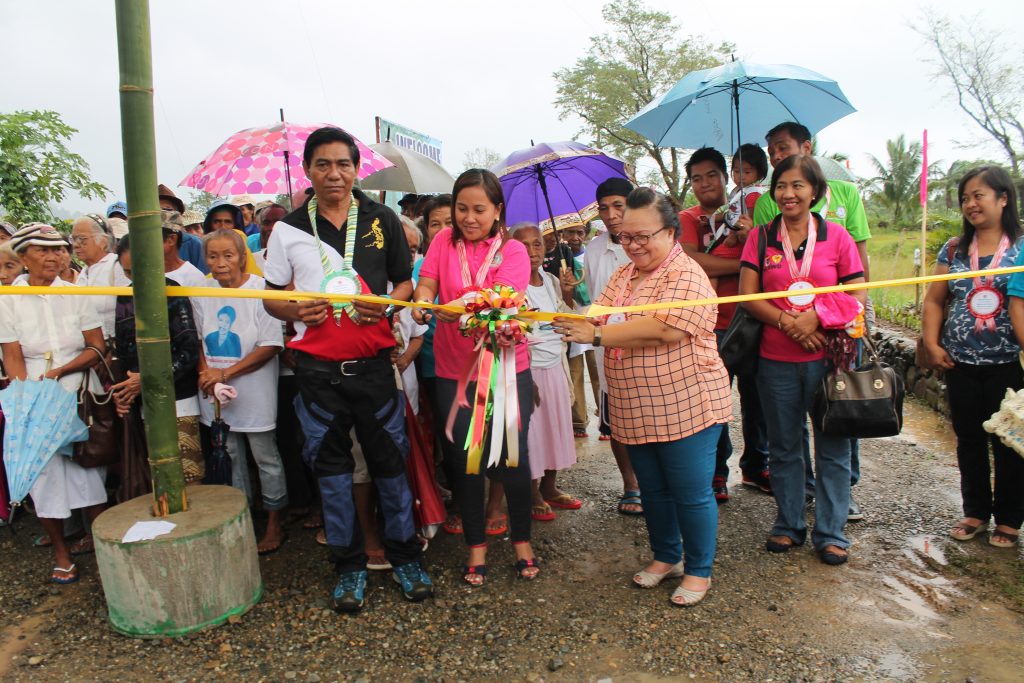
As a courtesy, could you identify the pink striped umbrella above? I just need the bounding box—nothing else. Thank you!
[179,122,394,196]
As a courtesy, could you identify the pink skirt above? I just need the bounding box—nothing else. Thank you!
[528,364,577,479]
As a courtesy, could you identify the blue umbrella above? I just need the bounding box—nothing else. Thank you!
[624,61,856,151]
[0,378,89,513]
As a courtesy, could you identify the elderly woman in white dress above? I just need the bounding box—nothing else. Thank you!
[0,224,107,584]
[71,213,130,341]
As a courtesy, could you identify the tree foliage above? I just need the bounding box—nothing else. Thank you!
[462,147,502,172]
[188,190,220,214]
[553,0,732,204]
[919,14,1023,176]
[867,134,928,226]
[0,110,109,223]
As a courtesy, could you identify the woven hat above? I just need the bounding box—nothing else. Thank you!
[161,210,184,233]
[230,194,256,208]
[9,223,68,253]
[181,209,204,227]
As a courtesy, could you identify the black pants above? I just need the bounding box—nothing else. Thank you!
[293,351,421,573]
[946,361,1024,529]
[277,374,317,510]
[436,371,534,547]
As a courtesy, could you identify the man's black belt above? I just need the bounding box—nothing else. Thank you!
[295,349,392,377]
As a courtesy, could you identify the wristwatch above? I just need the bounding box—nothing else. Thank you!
[592,325,602,347]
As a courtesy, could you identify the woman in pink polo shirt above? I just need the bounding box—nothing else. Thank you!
[738,155,865,566]
[412,169,539,585]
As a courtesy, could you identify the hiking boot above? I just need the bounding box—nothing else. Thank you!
[392,561,434,602]
[712,476,729,504]
[741,469,772,494]
[331,570,368,613]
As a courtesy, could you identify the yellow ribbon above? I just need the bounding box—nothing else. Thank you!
[3,263,1024,321]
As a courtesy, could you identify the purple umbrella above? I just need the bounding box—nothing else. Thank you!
[491,141,629,242]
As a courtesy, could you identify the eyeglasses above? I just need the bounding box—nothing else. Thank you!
[617,227,669,246]
[71,235,95,245]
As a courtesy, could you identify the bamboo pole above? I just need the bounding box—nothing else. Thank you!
[115,0,187,516]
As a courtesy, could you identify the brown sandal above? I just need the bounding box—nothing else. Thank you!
[950,520,988,541]
[989,528,1020,548]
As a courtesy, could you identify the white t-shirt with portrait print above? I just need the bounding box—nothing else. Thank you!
[191,275,283,432]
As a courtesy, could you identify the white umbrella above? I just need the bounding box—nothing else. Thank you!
[360,142,455,194]
[813,155,856,183]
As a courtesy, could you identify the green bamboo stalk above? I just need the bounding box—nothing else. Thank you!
[115,0,187,516]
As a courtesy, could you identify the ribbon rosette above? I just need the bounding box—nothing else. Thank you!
[446,286,534,474]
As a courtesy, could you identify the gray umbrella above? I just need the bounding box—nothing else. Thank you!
[361,142,455,194]
[812,155,857,183]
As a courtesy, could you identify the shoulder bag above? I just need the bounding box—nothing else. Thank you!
[812,334,905,438]
[73,345,121,468]
[717,226,767,376]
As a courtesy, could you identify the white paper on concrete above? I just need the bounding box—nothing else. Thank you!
[121,520,177,543]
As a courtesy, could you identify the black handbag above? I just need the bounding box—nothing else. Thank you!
[718,226,766,376]
[812,335,905,438]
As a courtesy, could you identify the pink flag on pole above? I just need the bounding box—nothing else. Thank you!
[920,129,928,206]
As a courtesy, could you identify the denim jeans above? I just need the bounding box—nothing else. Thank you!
[757,358,851,550]
[627,424,722,577]
[225,430,289,511]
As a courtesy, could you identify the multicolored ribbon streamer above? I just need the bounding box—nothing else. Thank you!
[444,286,533,475]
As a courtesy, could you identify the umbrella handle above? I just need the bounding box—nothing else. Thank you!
[214,399,221,420]
[44,351,53,375]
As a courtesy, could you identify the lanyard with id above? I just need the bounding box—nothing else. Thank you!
[307,194,362,324]
[967,234,1010,334]
[779,215,818,311]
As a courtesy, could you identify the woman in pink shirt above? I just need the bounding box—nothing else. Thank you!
[738,155,865,566]
[413,169,539,585]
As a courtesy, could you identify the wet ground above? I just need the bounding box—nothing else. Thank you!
[1,396,1023,682]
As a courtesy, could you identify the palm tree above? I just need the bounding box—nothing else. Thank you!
[868,135,925,226]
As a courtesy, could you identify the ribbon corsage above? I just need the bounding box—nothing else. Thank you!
[446,286,534,475]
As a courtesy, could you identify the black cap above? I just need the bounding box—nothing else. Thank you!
[397,194,419,207]
[595,177,634,202]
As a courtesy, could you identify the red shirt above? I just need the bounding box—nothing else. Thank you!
[678,205,743,330]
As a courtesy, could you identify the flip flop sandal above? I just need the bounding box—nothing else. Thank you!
[315,529,327,546]
[258,532,288,556]
[544,493,582,510]
[989,529,1020,548]
[51,564,79,585]
[462,564,487,586]
[573,430,587,438]
[819,547,849,565]
[69,535,95,556]
[442,515,464,535]
[514,557,540,580]
[949,521,988,541]
[617,491,643,516]
[367,551,393,571]
[485,515,508,536]
[302,515,324,530]
[531,504,556,522]
[598,434,611,441]
[33,534,54,548]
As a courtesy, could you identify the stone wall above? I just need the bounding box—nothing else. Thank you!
[870,325,948,416]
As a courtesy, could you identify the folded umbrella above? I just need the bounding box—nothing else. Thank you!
[0,378,89,516]
[203,384,237,486]
[403,399,445,539]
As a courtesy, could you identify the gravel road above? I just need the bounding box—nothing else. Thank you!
[2,396,1023,682]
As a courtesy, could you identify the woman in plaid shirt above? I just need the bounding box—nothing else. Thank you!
[555,188,731,607]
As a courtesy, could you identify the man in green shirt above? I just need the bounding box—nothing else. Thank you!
[753,121,869,523]
[753,122,871,280]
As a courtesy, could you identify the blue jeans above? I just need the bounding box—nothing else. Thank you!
[757,358,851,550]
[627,424,722,578]
[804,338,862,491]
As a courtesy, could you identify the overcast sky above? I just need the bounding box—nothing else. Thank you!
[0,0,1014,214]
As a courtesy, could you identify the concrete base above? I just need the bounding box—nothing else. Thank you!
[92,485,262,638]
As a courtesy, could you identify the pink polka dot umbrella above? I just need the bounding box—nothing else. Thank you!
[178,122,394,197]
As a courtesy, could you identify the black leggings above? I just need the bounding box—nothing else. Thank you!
[946,361,1024,529]
[435,371,534,547]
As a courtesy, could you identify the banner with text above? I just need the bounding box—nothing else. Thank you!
[375,116,443,165]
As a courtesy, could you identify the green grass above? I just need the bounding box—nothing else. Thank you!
[868,218,961,331]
